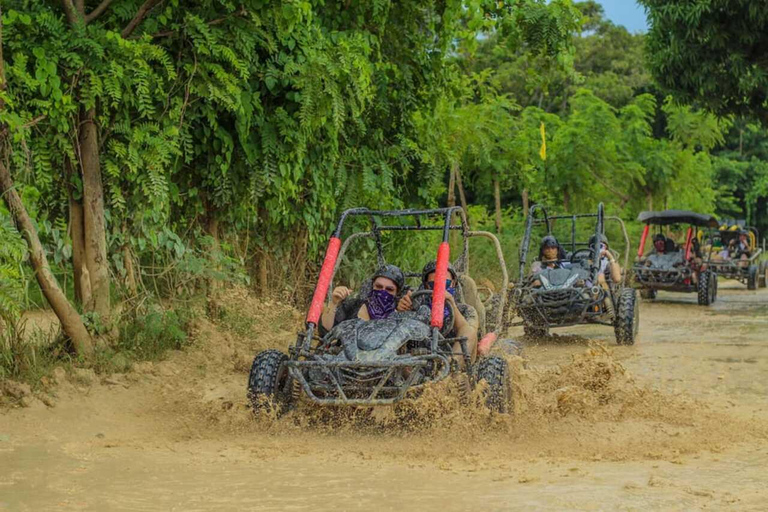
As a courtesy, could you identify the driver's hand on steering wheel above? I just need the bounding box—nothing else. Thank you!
[396,290,412,312]
[331,286,351,305]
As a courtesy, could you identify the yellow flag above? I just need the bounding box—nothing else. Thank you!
[539,121,547,161]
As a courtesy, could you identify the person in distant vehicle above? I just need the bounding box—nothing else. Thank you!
[321,264,408,332]
[530,235,570,275]
[589,234,622,286]
[399,261,479,365]
[586,234,622,318]
[530,235,572,288]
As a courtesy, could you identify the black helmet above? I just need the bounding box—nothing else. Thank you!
[589,233,609,249]
[653,233,666,243]
[540,235,559,248]
[421,260,458,286]
[539,235,564,260]
[372,264,405,292]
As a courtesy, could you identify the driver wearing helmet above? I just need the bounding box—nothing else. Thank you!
[399,261,479,365]
[321,264,409,332]
[530,235,571,287]
[530,235,570,274]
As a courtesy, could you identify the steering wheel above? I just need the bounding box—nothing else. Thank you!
[570,248,593,263]
[409,289,456,335]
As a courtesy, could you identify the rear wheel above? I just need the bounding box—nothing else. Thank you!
[247,349,294,416]
[698,270,715,305]
[614,288,639,345]
[639,288,657,300]
[475,356,511,413]
[748,264,759,290]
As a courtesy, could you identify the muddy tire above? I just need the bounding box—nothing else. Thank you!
[247,349,294,415]
[614,288,639,345]
[475,356,511,413]
[523,324,548,339]
[760,262,768,288]
[747,264,758,290]
[697,270,715,305]
[639,288,657,300]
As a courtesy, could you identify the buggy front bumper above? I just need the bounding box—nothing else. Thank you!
[633,266,695,291]
[514,287,606,328]
[285,355,451,406]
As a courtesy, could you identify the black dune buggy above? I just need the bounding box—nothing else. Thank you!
[507,203,639,345]
[632,210,719,305]
[708,225,766,290]
[247,207,516,415]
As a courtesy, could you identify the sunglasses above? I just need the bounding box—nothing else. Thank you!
[426,279,453,290]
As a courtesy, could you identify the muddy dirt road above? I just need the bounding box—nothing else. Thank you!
[2,285,768,511]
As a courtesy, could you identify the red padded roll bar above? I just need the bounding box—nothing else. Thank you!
[306,237,342,325]
[430,242,450,328]
[638,224,650,258]
[684,227,693,261]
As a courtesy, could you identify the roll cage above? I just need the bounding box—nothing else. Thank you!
[633,210,718,291]
[517,202,630,287]
[292,207,508,405]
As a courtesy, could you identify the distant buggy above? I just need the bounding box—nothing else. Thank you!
[708,225,767,290]
[632,210,719,305]
[507,203,639,345]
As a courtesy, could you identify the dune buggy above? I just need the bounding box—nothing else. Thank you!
[507,203,638,345]
[632,210,719,305]
[247,207,515,415]
[708,225,766,290]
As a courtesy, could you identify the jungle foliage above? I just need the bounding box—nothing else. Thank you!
[1,0,768,365]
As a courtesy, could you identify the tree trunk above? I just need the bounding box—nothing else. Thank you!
[259,252,269,298]
[447,165,456,207]
[68,186,92,308]
[121,222,137,297]
[78,107,111,321]
[522,188,529,218]
[646,189,653,211]
[453,163,469,226]
[493,173,502,234]
[206,215,221,291]
[1,160,94,356]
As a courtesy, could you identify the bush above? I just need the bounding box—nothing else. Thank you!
[115,307,193,361]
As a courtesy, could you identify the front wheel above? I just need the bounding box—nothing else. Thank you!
[614,288,639,345]
[247,349,295,416]
[747,264,758,290]
[698,270,715,305]
[760,262,768,288]
[475,356,511,413]
[639,288,657,300]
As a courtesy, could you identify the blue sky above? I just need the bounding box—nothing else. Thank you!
[597,0,648,33]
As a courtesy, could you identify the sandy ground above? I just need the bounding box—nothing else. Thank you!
[2,284,768,511]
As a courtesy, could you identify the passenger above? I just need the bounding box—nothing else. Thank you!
[321,264,406,332]
[589,234,622,287]
[736,230,752,267]
[399,261,479,365]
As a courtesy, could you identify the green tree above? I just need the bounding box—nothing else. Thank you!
[640,0,768,121]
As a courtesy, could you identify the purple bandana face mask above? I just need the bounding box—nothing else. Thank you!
[366,289,396,319]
